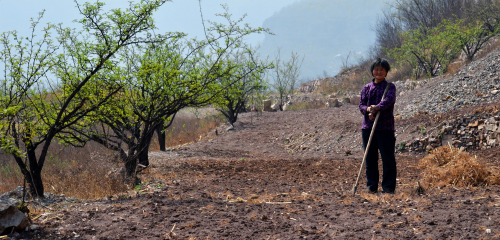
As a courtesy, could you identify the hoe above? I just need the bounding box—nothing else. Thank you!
[352,83,390,196]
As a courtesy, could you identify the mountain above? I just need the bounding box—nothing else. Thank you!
[257,0,389,80]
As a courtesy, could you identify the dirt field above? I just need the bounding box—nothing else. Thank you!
[14,103,499,240]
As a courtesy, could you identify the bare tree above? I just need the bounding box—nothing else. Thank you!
[375,10,404,58]
[271,50,303,110]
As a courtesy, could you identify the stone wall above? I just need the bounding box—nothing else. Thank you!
[402,112,500,152]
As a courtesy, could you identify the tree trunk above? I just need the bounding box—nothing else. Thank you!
[25,149,45,198]
[27,168,44,198]
[116,149,137,186]
[123,155,137,182]
[228,108,237,126]
[138,143,150,166]
[156,125,166,151]
[138,132,154,166]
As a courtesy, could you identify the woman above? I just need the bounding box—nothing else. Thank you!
[358,58,397,194]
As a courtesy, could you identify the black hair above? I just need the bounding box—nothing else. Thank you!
[370,58,391,76]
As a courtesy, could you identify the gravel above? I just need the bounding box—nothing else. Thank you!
[395,47,500,118]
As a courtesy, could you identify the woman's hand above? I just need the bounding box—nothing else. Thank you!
[367,105,380,113]
[368,112,375,121]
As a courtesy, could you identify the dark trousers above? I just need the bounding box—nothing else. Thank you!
[362,129,397,192]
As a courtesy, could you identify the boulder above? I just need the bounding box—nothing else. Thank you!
[485,124,497,132]
[263,99,273,112]
[0,203,29,234]
[271,103,281,111]
[340,97,350,104]
[325,98,340,108]
[349,96,360,105]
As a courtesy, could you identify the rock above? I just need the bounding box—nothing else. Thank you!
[487,138,498,146]
[468,121,479,127]
[442,125,453,133]
[0,203,29,235]
[29,224,39,230]
[349,96,360,105]
[425,145,433,151]
[271,103,281,111]
[340,97,350,104]
[263,99,273,112]
[485,124,497,132]
[325,98,340,108]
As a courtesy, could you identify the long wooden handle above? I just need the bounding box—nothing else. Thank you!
[352,111,381,195]
[352,82,391,196]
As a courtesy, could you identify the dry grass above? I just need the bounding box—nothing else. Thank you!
[0,159,24,192]
[42,151,128,199]
[0,142,127,199]
[150,110,223,150]
[419,146,499,188]
[315,65,371,96]
[446,60,464,76]
[388,62,415,82]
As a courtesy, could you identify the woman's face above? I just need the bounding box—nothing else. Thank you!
[372,66,387,82]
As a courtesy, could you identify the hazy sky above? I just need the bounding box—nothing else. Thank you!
[0,0,391,79]
[0,0,296,45]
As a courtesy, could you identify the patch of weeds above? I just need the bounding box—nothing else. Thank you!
[398,142,406,152]
[419,126,427,136]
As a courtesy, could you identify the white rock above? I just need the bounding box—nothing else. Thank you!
[271,103,281,111]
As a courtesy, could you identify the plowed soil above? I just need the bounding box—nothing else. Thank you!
[16,102,500,240]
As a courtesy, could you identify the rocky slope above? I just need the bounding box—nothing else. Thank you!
[395,48,500,118]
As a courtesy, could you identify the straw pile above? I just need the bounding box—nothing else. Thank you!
[419,146,499,188]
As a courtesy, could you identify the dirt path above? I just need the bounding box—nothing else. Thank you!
[16,104,500,240]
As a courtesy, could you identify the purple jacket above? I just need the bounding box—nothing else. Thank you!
[359,79,396,131]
